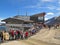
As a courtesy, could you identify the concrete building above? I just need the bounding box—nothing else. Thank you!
[2,12,46,31]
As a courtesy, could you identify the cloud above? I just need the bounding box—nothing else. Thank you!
[25,0,56,10]
[45,18,49,20]
[25,5,56,10]
[46,12,54,16]
[56,12,60,15]
[45,12,55,21]
[25,5,40,8]
[58,0,60,7]
[47,6,56,10]
[25,0,57,12]
[41,0,54,2]
[58,1,60,4]
[25,3,41,8]
[56,8,60,10]
[58,0,60,4]
[58,2,60,4]
[0,18,6,23]
[0,19,2,22]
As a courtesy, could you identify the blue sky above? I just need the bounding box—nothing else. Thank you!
[0,0,60,20]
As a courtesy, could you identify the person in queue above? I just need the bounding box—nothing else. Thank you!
[25,31,28,39]
[3,31,9,41]
[20,30,24,40]
[31,29,36,35]
[15,30,20,39]
[9,30,15,40]
[0,31,3,42]
[0,31,4,42]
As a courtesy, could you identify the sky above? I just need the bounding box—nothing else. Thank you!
[0,0,60,21]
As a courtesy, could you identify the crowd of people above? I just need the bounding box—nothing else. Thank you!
[0,26,41,43]
[1,23,58,43]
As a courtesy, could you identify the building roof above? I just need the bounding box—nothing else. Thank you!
[2,18,24,24]
[2,18,24,22]
[31,12,46,17]
[2,18,34,23]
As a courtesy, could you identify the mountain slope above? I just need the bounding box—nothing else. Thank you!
[45,16,60,25]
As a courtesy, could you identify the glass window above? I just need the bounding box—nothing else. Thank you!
[38,17,43,20]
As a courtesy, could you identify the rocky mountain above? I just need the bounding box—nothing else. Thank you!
[45,16,60,25]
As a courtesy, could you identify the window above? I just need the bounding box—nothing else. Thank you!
[38,17,43,22]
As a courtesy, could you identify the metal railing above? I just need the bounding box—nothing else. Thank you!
[6,24,33,27]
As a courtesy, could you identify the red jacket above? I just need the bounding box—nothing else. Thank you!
[25,32,28,36]
[11,30,14,37]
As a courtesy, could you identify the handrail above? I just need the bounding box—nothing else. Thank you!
[6,24,33,27]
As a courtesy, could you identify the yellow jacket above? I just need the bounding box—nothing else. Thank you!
[3,32,9,40]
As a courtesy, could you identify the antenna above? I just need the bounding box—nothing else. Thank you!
[17,8,20,15]
[26,11,28,16]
